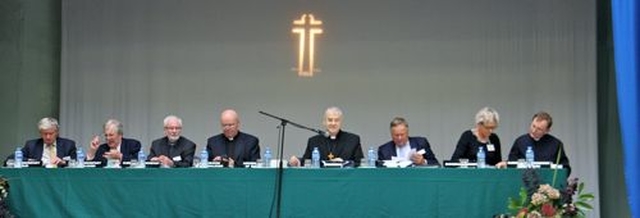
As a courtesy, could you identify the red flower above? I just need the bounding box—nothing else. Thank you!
[516,208,528,218]
[541,203,556,216]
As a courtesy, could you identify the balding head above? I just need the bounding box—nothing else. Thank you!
[220,109,240,139]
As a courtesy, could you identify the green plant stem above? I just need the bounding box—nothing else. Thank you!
[552,143,563,187]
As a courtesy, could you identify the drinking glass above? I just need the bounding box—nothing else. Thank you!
[459,158,469,168]
[6,159,14,168]
[193,158,201,168]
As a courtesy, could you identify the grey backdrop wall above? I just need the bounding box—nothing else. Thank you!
[60,0,599,216]
[0,1,61,158]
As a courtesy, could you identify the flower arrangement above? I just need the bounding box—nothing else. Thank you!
[0,176,12,218]
[507,169,594,218]
[0,177,7,200]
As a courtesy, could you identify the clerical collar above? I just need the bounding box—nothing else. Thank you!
[168,137,179,146]
[167,136,182,144]
[529,134,546,142]
[329,130,342,140]
[226,132,242,141]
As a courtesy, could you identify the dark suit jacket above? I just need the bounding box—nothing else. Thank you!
[149,136,196,168]
[302,130,364,167]
[378,137,440,166]
[206,131,260,167]
[5,137,77,167]
[92,138,141,167]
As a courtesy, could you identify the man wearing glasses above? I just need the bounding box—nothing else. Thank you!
[88,119,141,167]
[149,115,196,168]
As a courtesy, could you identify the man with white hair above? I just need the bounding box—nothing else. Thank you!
[148,115,196,167]
[289,106,364,167]
[6,117,77,167]
[87,119,141,167]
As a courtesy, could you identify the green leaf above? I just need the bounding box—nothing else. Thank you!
[579,193,595,201]
[577,210,586,218]
[578,182,585,194]
[576,201,594,211]
[508,197,521,211]
[518,187,528,205]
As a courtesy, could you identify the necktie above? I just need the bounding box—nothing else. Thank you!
[48,144,56,164]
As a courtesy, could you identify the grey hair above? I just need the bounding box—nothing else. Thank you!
[37,117,59,131]
[324,106,343,119]
[104,119,124,135]
[390,117,408,129]
[475,107,500,125]
[163,115,183,127]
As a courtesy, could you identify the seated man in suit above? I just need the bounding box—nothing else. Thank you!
[378,117,440,167]
[149,115,196,168]
[289,106,364,167]
[87,119,141,167]
[206,109,260,167]
[6,117,77,167]
[507,111,571,174]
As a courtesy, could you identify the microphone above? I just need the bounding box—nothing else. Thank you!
[316,129,330,137]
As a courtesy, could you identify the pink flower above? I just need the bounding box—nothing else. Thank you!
[531,193,548,205]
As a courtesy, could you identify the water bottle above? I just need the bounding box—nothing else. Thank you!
[14,147,23,168]
[137,149,146,168]
[200,149,209,168]
[311,147,320,168]
[76,147,85,168]
[367,147,377,167]
[476,147,486,168]
[525,146,535,167]
[263,147,272,168]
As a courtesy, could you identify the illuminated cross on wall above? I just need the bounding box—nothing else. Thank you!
[292,14,323,77]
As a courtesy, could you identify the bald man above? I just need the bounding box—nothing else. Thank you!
[206,109,260,167]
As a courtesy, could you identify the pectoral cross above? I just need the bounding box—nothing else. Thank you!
[292,14,323,77]
[328,152,334,160]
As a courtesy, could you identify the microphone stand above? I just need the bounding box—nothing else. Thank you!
[259,111,325,218]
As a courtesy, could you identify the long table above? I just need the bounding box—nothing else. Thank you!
[0,167,565,217]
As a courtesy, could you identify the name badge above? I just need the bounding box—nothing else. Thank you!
[172,156,182,161]
[486,144,495,152]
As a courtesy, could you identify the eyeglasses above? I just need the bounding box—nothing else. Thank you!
[164,126,182,130]
[481,122,497,131]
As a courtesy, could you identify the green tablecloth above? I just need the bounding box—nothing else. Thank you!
[0,168,565,217]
